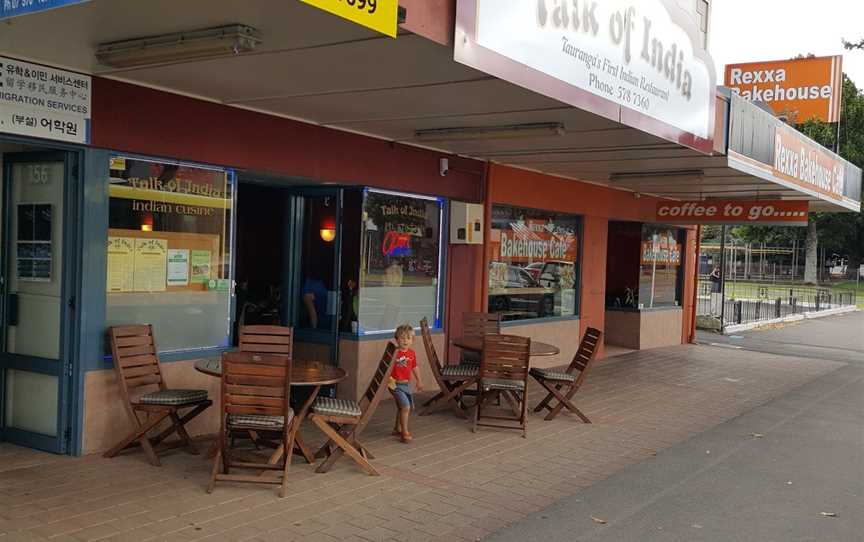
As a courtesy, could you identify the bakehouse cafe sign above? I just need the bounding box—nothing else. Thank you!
[455,0,716,151]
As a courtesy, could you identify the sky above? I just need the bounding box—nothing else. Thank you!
[709,0,864,88]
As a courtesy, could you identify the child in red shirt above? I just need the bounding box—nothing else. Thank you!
[390,324,423,443]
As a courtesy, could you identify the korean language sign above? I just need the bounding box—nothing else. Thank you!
[0,0,90,20]
[0,56,91,144]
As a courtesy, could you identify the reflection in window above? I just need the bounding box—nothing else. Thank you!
[488,205,580,321]
[105,156,234,353]
[358,189,443,334]
[639,226,684,308]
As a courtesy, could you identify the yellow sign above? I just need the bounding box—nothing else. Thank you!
[300,0,398,38]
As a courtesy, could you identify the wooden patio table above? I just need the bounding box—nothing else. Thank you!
[452,336,560,357]
[451,336,559,417]
[195,358,346,465]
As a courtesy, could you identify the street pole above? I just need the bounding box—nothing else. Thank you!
[719,225,727,330]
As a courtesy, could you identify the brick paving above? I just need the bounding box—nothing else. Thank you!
[0,345,844,542]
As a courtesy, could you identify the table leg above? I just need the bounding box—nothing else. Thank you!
[266,385,322,465]
[292,432,315,463]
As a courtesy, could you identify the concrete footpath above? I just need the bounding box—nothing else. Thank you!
[488,313,864,542]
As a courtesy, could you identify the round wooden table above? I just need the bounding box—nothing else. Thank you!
[194,358,346,464]
[451,336,560,357]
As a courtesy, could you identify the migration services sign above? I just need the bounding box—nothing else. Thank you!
[455,0,717,153]
[725,56,843,123]
[0,0,89,20]
[0,57,91,144]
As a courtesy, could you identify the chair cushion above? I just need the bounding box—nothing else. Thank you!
[227,411,292,430]
[460,351,481,365]
[138,389,208,406]
[313,397,362,418]
[482,378,526,392]
[441,364,479,378]
[529,368,577,383]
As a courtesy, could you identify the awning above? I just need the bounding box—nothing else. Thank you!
[0,0,858,213]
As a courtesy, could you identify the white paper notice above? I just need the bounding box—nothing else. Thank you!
[106,237,134,293]
[166,249,190,287]
[133,238,167,292]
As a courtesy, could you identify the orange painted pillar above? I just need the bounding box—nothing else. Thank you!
[580,216,608,358]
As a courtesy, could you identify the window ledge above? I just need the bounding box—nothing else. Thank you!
[605,306,682,313]
[345,327,444,342]
[500,315,580,327]
[99,345,232,370]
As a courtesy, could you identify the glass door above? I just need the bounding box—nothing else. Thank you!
[287,188,344,365]
[0,151,77,453]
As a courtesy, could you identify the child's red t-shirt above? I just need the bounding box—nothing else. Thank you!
[392,349,417,382]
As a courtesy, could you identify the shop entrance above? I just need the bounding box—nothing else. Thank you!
[0,148,78,453]
[235,182,344,365]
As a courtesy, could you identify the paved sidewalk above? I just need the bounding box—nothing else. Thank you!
[0,345,844,542]
[486,363,863,542]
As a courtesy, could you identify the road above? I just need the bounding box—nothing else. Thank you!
[487,311,864,542]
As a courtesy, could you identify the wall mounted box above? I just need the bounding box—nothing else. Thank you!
[450,201,484,244]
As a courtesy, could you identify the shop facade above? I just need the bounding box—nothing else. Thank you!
[0,0,859,457]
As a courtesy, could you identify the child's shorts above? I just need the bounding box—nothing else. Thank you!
[392,381,414,410]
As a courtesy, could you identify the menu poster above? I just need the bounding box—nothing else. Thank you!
[190,250,212,284]
[166,249,190,287]
[106,237,135,292]
[133,238,168,292]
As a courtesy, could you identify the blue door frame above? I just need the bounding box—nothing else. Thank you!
[0,149,81,454]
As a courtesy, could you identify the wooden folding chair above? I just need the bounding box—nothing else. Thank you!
[473,334,531,438]
[238,326,293,448]
[461,312,502,364]
[208,351,297,497]
[418,318,478,418]
[530,327,602,422]
[310,343,396,475]
[103,325,212,466]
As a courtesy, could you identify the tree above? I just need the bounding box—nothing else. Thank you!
[723,74,864,282]
[798,76,864,279]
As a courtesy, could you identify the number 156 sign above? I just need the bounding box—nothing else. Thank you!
[300,0,398,38]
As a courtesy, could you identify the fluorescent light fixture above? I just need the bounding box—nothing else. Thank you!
[414,123,565,142]
[609,170,704,181]
[96,25,261,68]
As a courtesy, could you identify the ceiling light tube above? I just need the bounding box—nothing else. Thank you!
[609,170,704,181]
[96,25,261,68]
[414,123,565,142]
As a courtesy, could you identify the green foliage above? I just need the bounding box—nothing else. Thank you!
[729,75,864,266]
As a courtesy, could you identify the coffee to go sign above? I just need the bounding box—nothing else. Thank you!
[656,199,809,226]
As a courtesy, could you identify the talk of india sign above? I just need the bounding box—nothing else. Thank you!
[455,0,716,152]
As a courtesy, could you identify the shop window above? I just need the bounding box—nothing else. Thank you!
[358,189,443,334]
[488,205,580,321]
[639,226,684,309]
[105,156,234,353]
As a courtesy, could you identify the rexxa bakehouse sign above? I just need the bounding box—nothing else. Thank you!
[456,0,715,147]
